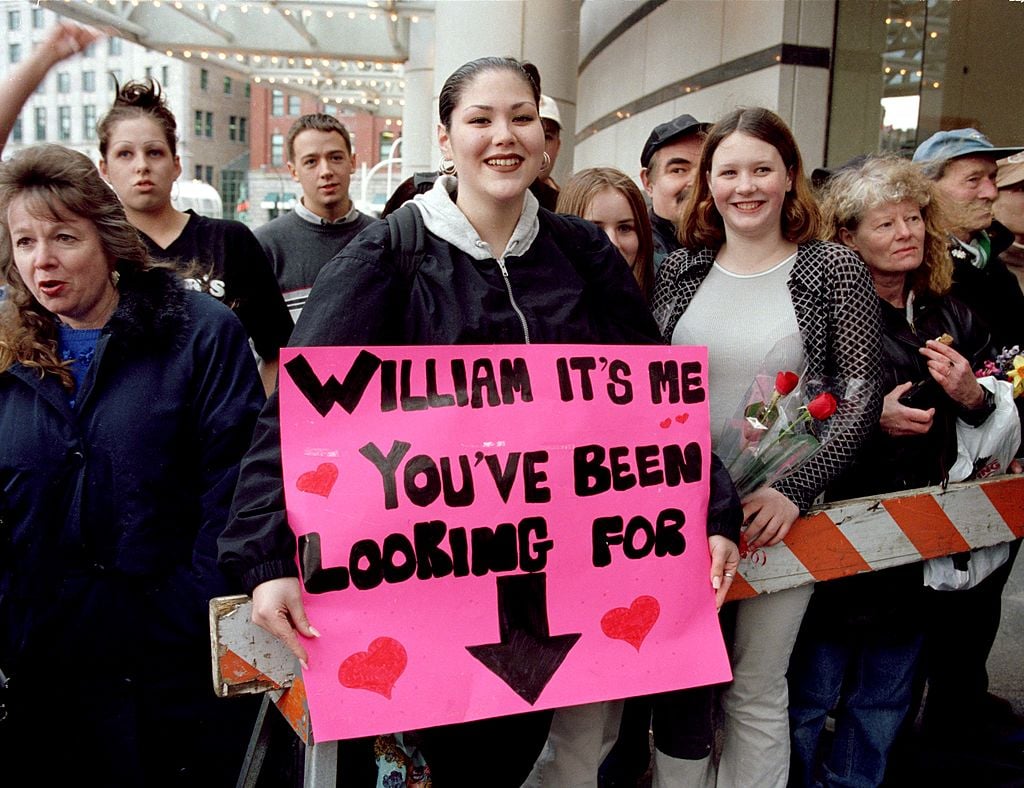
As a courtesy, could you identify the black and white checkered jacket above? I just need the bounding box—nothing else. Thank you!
[650,239,884,512]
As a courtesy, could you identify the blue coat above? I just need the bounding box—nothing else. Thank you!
[0,267,264,775]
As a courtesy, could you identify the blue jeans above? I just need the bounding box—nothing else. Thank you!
[788,588,924,788]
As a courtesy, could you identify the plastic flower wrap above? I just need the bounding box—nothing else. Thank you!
[717,335,844,499]
[976,345,1024,399]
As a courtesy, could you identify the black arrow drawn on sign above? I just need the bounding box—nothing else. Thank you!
[466,573,581,705]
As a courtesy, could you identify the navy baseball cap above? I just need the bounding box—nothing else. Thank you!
[641,114,709,169]
[912,128,1023,164]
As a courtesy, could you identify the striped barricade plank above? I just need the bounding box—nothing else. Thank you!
[210,475,1024,735]
[727,475,1023,602]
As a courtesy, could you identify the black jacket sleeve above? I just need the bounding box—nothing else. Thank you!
[218,226,407,593]
[708,452,742,543]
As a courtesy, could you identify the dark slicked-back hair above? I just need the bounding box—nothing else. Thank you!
[438,57,541,130]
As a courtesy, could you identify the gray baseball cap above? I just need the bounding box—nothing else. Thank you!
[912,128,1022,164]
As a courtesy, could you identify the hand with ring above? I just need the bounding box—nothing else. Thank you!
[709,534,740,611]
[919,338,986,409]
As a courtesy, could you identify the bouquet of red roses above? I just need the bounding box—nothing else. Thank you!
[717,341,842,499]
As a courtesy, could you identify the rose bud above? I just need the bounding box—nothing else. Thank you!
[807,392,838,420]
[775,371,799,396]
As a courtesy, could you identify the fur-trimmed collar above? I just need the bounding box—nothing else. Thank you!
[105,265,189,354]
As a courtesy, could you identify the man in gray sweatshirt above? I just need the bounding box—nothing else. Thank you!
[256,114,375,320]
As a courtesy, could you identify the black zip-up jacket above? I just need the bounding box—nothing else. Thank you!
[829,291,993,500]
[219,207,741,593]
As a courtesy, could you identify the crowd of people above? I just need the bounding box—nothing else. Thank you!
[0,20,1022,788]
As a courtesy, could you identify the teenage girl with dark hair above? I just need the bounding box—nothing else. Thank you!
[97,79,292,393]
[220,56,740,785]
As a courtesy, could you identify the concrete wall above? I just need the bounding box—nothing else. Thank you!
[574,0,836,180]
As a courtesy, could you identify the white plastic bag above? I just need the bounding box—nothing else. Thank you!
[923,376,1020,591]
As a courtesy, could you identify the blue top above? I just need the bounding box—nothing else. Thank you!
[58,324,102,408]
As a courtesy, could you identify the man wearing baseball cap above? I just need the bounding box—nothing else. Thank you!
[994,152,1024,291]
[913,128,1024,350]
[640,114,709,269]
[538,94,562,193]
[911,129,1024,760]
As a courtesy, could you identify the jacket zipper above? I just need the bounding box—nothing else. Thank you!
[496,255,530,344]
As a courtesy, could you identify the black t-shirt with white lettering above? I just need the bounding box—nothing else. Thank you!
[141,210,293,361]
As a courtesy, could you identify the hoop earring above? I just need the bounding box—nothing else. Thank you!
[541,152,551,172]
[438,157,457,176]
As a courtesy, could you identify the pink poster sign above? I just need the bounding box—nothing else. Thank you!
[278,344,730,742]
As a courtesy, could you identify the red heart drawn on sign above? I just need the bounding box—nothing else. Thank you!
[338,637,407,699]
[296,462,338,497]
[659,418,672,429]
[675,414,689,424]
[601,596,660,651]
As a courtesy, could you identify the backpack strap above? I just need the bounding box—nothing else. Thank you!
[385,202,426,284]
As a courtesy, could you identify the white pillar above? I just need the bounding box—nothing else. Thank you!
[430,0,579,183]
[401,14,435,179]
[522,0,578,188]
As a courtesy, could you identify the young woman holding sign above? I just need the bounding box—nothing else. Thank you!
[220,57,741,785]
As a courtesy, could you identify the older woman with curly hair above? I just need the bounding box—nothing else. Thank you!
[0,144,264,783]
[787,155,998,788]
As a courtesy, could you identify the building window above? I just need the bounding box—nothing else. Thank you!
[239,117,247,142]
[83,42,96,58]
[194,111,203,136]
[205,165,214,184]
[205,112,214,138]
[271,133,284,166]
[108,70,122,90]
[162,65,170,88]
[83,106,96,140]
[8,10,21,30]
[195,165,203,180]
[34,107,46,141]
[271,90,284,116]
[9,44,21,64]
[58,107,72,141]
[144,66,153,81]
[57,72,71,93]
[224,76,232,95]
[228,116,238,141]
[108,37,122,56]
[82,71,96,92]
[288,95,301,115]
[200,68,209,90]
[32,8,44,29]
[11,116,21,143]
[380,131,396,159]
[244,81,250,98]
